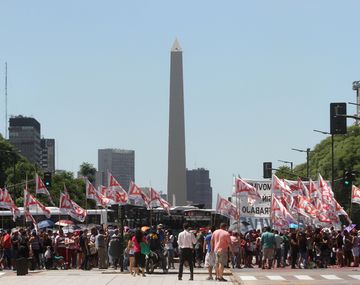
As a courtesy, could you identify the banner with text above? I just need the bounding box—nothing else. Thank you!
[234,179,272,230]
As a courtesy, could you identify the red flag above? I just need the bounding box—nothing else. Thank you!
[129,181,151,207]
[318,174,335,210]
[272,174,292,197]
[86,179,112,208]
[35,174,55,206]
[59,192,87,222]
[234,177,261,206]
[271,196,296,226]
[150,187,161,201]
[107,172,128,204]
[352,185,360,205]
[0,188,20,221]
[24,188,51,218]
[216,194,239,220]
[159,198,171,215]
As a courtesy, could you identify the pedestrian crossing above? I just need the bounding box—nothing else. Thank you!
[235,274,360,281]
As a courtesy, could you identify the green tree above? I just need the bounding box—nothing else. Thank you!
[79,162,97,183]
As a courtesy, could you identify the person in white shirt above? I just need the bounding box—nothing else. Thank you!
[177,223,197,281]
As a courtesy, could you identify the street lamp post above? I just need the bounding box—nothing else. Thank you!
[313,129,335,189]
[278,160,293,172]
[291,148,311,179]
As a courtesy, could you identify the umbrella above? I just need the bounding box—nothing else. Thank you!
[38,220,55,229]
[55,220,75,227]
[289,223,299,229]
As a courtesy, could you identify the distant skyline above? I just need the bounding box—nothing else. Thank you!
[1,1,360,207]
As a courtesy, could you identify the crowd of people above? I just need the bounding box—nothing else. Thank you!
[0,222,360,281]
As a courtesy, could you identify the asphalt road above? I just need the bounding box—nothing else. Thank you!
[232,267,360,285]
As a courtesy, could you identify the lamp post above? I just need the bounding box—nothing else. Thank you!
[291,148,311,179]
[278,160,293,172]
[313,129,335,189]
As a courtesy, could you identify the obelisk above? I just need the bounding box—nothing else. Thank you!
[167,39,187,206]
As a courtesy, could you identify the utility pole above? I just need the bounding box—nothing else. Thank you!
[353,81,360,125]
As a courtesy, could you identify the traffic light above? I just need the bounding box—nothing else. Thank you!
[343,171,355,189]
[330,103,347,134]
[43,172,52,188]
[263,162,272,179]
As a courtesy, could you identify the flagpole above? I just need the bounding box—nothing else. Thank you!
[270,176,274,229]
[350,186,353,221]
[235,176,240,233]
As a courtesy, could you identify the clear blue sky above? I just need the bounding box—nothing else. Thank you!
[1,1,359,206]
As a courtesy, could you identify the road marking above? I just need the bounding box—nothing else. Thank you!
[294,275,314,280]
[266,276,286,281]
[0,273,5,277]
[321,275,342,280]
[239,276,257,281]
[349,275,360,280]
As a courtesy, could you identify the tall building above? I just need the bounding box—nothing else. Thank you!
[40,138,55,172]
[8,116,41,165]
[167,39,187,206]
[97,149,135,191]
[186,168,212,209]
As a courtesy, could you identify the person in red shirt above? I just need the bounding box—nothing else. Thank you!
[3,230,12,269]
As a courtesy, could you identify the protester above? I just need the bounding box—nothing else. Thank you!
[164,229,175,270]
[204,226,216,280]
[108,230,121,269]
[211,223,233,282]
[132,227,146,277]
[261,226,275,269]
[125,234,134,275]
[177,222,197,281]
[96,229,107,269]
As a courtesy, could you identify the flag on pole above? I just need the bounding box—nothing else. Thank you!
[216,194,239,220]
[0,188,20,222]
[59,192,87,222]
[272,174,292,197]
[128,181,151,207]
[107,172,128,204]
[35,174,55,206]
[159,198,171,215]
[234,177,261,206]
[296,195,317,219]
[318,174,335,211]
[86,179,112,208]
[352,185,360,205]
[98,185,108,196]
[24,188,51,218]
[271,196,297,226]
[150,187,161,202]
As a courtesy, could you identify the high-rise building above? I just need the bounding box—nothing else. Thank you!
[167,39,187,206]
[8,116,41,165]
[97,149,135,191]
[40,138,55,172]
[186,168,212,209]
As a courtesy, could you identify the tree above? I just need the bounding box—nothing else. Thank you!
[79,162,97,183]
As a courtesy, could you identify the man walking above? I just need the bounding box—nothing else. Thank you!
[211,223,233,282]
[178,223,197,281]
[204,226,216,280]
[261,227,275,269]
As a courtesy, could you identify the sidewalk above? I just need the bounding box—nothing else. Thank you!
[0,268,236,285]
